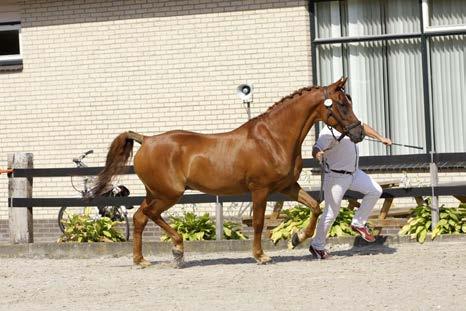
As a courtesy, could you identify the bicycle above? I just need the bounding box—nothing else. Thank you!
[57,150,133,241]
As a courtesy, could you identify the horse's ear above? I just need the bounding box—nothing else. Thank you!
[329,77,348,90]
[336,77,348,88]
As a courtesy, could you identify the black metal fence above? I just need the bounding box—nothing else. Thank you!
[8,153,466,209]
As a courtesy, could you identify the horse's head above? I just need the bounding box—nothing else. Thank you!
[319,77,365,143]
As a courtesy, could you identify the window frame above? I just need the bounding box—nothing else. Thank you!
[310,0,466,156]
[0,21,22,67]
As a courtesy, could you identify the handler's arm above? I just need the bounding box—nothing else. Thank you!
[363,123,392,145]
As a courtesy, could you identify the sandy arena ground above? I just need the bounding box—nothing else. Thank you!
[0,241,465,311]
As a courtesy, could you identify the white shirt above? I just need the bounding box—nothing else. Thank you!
[314,126,359,173]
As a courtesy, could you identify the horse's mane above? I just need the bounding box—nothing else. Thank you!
[250,85,320,122]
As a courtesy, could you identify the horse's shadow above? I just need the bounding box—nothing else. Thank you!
[147,236,397,268]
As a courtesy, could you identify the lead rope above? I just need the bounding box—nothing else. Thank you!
[317,139,338,204]
[319,157,326,203]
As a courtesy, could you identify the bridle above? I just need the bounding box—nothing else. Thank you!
[323,87,362,142]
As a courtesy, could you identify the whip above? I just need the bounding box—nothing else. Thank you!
[365,138,423,150]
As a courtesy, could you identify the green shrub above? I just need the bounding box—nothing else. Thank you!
[270,205,310,245]
[161,212,247,241]
[431,204,466,239]
[398,205,431,243]
[399,203,466,243]
[59,210,125,242]
[270,205,356,245]
[328,207,357,237]
[223,221,248,240]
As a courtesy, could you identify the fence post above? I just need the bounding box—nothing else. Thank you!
[8,153,34,244]
[430,156,439,229]
[215,196,223,240]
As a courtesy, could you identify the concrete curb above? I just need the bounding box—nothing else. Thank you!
[1,234,466,259]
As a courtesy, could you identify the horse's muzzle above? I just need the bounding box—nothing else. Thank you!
[347,125,365,143]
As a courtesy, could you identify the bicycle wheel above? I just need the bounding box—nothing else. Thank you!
[58,206,101,234]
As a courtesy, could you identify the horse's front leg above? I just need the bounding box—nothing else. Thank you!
[251,189,272,264]
[280,182,322,248]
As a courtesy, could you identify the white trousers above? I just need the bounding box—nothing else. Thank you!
[311,169,382,250]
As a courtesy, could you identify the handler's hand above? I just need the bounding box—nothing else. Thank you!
[315,151,324,162]
[381,137,392,146]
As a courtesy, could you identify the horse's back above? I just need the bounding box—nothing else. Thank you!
[142,129,244,153]
[133,129,251,196]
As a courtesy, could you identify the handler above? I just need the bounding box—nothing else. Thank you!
[309,124,392,260]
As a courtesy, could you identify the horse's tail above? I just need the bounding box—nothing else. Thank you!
[89,131,145,198]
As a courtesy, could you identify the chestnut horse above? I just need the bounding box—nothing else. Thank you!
[91,77,364,267]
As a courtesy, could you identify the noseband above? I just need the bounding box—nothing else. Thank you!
[323,87,362,142]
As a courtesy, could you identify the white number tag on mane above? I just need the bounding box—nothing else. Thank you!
[324,99,333,108]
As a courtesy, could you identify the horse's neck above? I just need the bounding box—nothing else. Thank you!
[262,94,318,152]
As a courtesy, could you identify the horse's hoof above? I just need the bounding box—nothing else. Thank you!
[290,232,301,249]
[172,248,185,268]
[134,258,151,269]
[255,254,272,265]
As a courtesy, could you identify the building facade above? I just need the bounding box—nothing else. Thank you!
[0,0,314,221]
[0,0,464,241]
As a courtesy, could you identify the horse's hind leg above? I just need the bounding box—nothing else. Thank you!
[251,189,272,264]
[133,199,150,267]
[142,197,184,267]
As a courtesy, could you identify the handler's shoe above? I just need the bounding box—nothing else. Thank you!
[351,225,375,242]
[309,245,331,260]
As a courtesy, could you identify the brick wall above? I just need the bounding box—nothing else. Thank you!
[0,0,463,226]
[0,0,314,220]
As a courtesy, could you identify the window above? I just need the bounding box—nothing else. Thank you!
[312,0,466,155]
[0,22,22,70]
[423,0,466,31]
[423,0,466,153]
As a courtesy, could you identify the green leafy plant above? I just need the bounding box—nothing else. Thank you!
[399,203,466,243]
[59,209,125,242]
[328,207,357,237]
[398,204,433,243]
[161,212,215,241]
[161,212,247,241]
[270,205,356,245]
[223,221,248,240]
[431,204,466,239]
[270,205,310,245]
